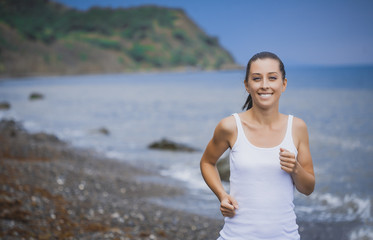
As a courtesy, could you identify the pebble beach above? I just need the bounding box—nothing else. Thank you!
[0,119,223,239]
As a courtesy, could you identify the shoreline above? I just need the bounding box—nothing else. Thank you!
[0,119,365,240]
[0,65,244,81]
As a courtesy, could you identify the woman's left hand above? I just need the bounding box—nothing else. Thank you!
[279,148,298,174]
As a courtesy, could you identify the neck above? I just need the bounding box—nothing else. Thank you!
[247,105,281,125]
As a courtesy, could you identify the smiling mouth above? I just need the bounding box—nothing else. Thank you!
[258,93,273,97]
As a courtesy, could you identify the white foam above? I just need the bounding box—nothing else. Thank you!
[160,165,208,191]
[105,150,125,160]
[349,226,373,240]
[23,120,42,133]
[307,192,372,222]
[296,206,314,214]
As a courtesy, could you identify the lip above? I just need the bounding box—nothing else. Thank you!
[258,93,273,99]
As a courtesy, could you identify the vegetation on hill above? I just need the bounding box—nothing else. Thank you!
[0,0,239,77]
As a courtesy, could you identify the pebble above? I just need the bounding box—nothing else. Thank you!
[78,182,85,190]
[56,176,65,185]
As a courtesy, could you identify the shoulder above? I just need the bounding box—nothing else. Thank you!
[215,115,236,136]
[213,115,237,147]
[292,116,310,146]
[292,116,308,134]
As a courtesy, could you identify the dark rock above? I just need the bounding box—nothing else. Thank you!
[29,92,44,100]
[89,127,110,136]
[31,132,62,144]
[216,155,230,182]
[0,119,65,161]
[148,138,198,152]
[0,119,62,144]
[0,101,11,110]
[0,119,23,136]
[96,127,110,136]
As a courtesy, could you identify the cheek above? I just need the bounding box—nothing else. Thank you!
[247,81,259,89]
[273,82,285,92]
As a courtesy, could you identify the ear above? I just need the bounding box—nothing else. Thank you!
[244,80,250,93]
[282,78,287,92]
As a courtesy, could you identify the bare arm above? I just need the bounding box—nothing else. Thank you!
[200,116,239,217]
[280,117,315,195]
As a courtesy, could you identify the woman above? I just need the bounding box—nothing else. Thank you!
[200,52,315,239]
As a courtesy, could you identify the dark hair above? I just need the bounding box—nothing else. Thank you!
[242,51,286,110]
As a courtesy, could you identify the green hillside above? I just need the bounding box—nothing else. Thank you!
[0,0,239,77]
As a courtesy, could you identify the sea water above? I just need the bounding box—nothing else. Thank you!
[0,66,372,239]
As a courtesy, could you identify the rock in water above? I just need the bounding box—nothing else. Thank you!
[148,138,198,152]
[29,92,44,100]
[97,127,110,135]
[89,127,110,136]
[0,101,11,110]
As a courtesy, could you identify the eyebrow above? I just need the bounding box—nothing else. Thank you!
[251,72,279,75]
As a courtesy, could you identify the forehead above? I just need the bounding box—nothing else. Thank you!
[250,58,280,74]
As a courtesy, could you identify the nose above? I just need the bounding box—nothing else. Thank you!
[261,78,270,89]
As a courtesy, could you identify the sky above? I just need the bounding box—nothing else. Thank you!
[54,0,373,66]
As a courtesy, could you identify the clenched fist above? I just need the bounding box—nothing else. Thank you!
[279,148,298,174]
[220,194,239,218]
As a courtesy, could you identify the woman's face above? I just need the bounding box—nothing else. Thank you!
[245,58,287,110]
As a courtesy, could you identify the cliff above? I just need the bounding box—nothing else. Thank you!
[0,0,239,77]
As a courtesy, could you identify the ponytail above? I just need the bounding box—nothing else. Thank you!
[242,94,252,110]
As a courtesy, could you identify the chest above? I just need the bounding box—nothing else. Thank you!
[241,122,287,148]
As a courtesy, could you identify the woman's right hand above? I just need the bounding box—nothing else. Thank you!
[220,194,239,218]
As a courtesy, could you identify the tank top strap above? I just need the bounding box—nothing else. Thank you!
[284,114,294,144]
[232,113,244,141]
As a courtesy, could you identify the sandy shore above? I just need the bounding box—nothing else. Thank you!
[0,119,362,240]
[0,119,223,239]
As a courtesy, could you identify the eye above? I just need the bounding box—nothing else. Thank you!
[252,77,261,81]
[269,76,277,80]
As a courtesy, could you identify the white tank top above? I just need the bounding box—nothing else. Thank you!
[219,113,300,240]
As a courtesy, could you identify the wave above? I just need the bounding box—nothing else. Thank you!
[349,226,373,240]
[296,192,371,222]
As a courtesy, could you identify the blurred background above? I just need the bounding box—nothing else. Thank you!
[0,0,372,239]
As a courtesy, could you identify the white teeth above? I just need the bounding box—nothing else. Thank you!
[259,94,272,97]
